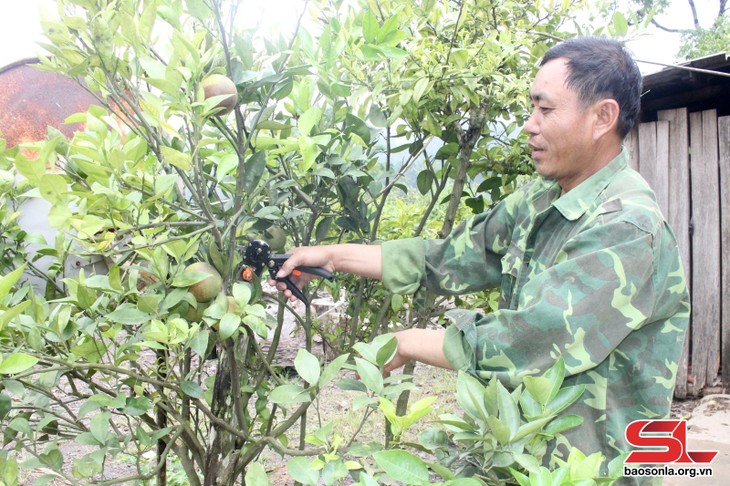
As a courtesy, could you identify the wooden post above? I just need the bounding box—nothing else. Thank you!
[719,116,730,390]
[689,110,721,395]
[658,108,691,398]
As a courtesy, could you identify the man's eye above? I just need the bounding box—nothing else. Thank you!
[539,106,552,113]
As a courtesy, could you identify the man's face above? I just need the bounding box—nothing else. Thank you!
[523,58,598,192]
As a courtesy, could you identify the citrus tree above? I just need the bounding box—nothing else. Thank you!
[1,0,362,483]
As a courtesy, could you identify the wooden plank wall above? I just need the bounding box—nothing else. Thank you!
[631,108,729,398]
[658,108,691,398]
[720,116,730,390]
[689,110,721,395]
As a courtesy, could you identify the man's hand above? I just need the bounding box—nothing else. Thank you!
[269,243,383,302]
[382,328,454,375]
[269,246,336,301]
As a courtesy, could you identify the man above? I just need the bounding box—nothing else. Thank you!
[273,37,690,478]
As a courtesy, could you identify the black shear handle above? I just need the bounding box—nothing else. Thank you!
[270,254,334,281]
[273,275,310,305]
[294,265,334,280]
[268,256,334,306]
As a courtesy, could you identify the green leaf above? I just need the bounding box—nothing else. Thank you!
[612,11,629,36]
[512,415,554,442]
[416,169,433,195]
[124,396,153,416]
[294,349,321,385]
[352,342,377,364]
[373,450,429,485]
[336,377,367,392]
[496,380,520,439]
[356,472,379,486]
[412,77,430,103]
[368,104,388,128]
[217,313,241,340]
[256,120,291,130]
[519,386,543,419]
[429,461,456,480]
[39,173,66,203]
[170,271,210,288]
[0,301,31,329]
[298,136,322,172]
[321,460,349,486]
[14,154,45,184]
[354,357,383,394]
[106,304,150,325]
[38,446,64,471]
[375,336,397,367]
[287,457,319,485]
[445,479,486,486]
[188,329,209,357]
[0,392,11,420]
[245,462,271,486]
[0,265,26,301]
[319,353,348,388]
[544,414,583,435]
[0,353,38,375]
[90,412,111,445]
[180,380,204,399]
[362,11,379,43]
[485,415,511,445]
[270,384,310,404]
[231,283,252,306]
[390,293,404,312]
[523,376,553,407]
[545,385,585,416]
[455,371,489,422]
[344,114,371,144]
[160,146,192,170]
[298,106,322,136]
[244,151,267,193]
[542,357,566,403]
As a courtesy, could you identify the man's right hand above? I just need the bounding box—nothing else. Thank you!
[269,243,383,302]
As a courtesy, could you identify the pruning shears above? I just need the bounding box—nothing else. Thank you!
[239,239,334,305]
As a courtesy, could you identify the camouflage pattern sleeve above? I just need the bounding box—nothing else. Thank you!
[381,184,527,296]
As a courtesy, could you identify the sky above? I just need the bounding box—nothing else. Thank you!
[0,0,721,74]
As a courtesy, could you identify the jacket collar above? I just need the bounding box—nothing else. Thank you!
[550,148,629,221]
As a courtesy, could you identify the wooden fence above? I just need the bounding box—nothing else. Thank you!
[625,108,730,399]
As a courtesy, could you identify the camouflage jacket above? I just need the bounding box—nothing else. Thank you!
[381,149,690,481]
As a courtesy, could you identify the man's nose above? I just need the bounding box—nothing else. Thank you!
[523,110,538,136]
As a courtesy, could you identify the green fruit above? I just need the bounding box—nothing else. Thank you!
[263,225,287,253]
[185,302,209,323]
[184,262,223,303]
[201,74,237,115]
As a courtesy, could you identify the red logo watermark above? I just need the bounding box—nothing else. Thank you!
[625,419,718,464]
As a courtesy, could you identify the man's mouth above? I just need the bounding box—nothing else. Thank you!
[529,144,544,155]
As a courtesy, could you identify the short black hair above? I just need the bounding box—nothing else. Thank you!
[541,37,642,138]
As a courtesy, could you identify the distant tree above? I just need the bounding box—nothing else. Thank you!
[630,0,729,59]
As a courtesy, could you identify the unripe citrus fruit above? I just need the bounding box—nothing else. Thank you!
[184,262,223,303]
[263,225,287,253]
[201,74,237,115]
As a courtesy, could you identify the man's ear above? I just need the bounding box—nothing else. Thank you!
[593,99,620,140]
